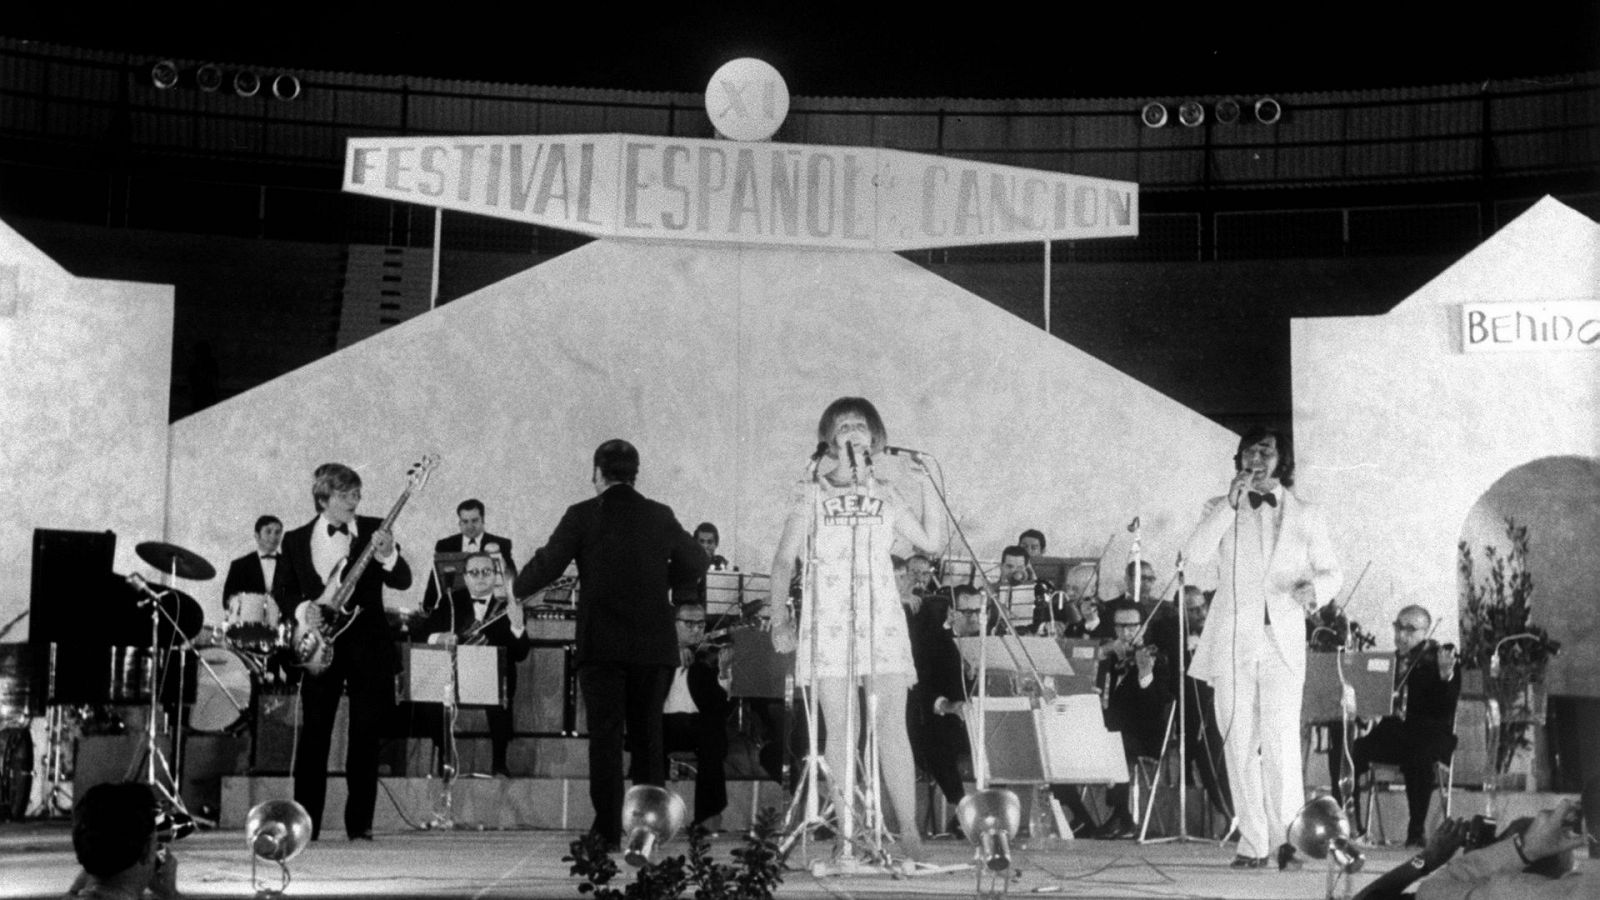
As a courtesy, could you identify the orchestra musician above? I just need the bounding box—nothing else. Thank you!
[1036,563,1112,640]
[1338,604,1461,847]
[1095,599,1174,839]
[222,515,290,614]
[279,462,413,841]
[414,550,530,778]
[662,601,733,832]
[1017,529,1047,561]
[899,559,970,837]
[1163,586,1234,826]
[422,499,516,613]
[1181,427,1342,869]
[693,522,729,571]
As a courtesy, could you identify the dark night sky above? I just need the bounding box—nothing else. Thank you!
[8,5,1599,98]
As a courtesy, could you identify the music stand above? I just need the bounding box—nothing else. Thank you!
[428,553,473,608]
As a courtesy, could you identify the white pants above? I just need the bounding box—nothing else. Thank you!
[1209,651,1305,859]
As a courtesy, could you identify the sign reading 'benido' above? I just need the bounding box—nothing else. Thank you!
[1460,301,1600,353]
[342,134,1138,251]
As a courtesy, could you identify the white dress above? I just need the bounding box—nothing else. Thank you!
[790,475,916,683]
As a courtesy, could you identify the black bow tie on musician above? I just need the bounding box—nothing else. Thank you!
[326,522,349,536]
[1227,439,1283,511]
[1248,491,1277,509]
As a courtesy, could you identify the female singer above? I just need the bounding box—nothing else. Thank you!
[768,397,945,864]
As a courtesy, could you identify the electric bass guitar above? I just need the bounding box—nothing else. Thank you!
[294,454,439,675]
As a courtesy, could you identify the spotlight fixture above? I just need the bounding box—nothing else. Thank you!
[957,788,1021,872]
[233,71,262,98]
[1215,97,1242,125]
[271,74,302,101]
[620,785,686,867]
[150,60,179,90]
[1178,100,1206,127]
[1288,796,1365,875]
[1140,102,1168,129]
[195,64,223,93]
[246,799,312,899]
[1255,96,1283,125]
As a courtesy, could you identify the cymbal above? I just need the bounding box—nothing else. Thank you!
[135,541,216,581]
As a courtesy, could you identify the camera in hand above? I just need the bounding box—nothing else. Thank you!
[1463,814,1499,850]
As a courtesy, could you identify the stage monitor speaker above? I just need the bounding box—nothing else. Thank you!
[29,529,116,647]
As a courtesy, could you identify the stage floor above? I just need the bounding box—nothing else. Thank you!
[1,820,1442,899]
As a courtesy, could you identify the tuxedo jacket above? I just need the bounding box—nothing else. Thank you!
[280,514,414,670]
[906,603,965,704]
[1098,653,1174,751]
[514,483,707,667]
[1182,488,1342,683]
[223,550,295,612]
[417,587,532,694]
[421,532,516,610]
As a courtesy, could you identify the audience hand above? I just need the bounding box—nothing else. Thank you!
[1420,817,1469,868]
[1521,799,1588,862]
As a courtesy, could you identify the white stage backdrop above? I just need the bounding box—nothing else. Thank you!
[1295,197,1600,695]
[0,219,174,639]
[167,240,1237,624]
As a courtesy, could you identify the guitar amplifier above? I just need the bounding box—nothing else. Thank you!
[526,606,576,641]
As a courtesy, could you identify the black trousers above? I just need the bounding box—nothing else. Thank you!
[293,653,393,840]
[662,711,728,824]
[906,686,969,805]
[581,661,672,843]
[1331,717,1456,841]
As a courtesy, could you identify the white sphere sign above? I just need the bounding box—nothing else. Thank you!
[706,58,789,141]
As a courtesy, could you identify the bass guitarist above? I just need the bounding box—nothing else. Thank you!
[279,462,413,841]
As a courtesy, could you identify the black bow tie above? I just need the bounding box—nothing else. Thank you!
[1248,491,1277,510]
[327,522,350,536]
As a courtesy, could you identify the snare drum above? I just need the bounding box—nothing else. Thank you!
[225,593,282,655]
[190,647,254,734]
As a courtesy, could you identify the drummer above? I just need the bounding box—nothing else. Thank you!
[222,515,290,617]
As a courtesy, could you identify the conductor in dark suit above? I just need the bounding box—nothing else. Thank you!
[280,462,413,841]
[415,550,531,777]
[513,439,708,847]
[421,499,516,612]
[222,515,290,611]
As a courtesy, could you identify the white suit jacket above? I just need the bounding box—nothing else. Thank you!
[1181,488,1342,683]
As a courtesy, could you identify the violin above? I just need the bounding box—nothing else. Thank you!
[1305,603,1377,652]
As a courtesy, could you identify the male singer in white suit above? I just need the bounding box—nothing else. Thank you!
[1182,427,1341,870]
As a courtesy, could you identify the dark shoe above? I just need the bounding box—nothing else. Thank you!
[1275,842,1302,871]
[1404,835,1426,850]
[1095,814,1136,840]
[1231,854,1268,869]
[944,815,965,841]
[348,831,373,841]
[492,765,512,778]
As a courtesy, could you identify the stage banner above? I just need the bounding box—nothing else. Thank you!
[343,134,1138,251]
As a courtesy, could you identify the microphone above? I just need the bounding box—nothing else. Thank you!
[125,572,168,608]
[845,442,859,482]
[1128,516,1141,533]
[883,445,930,460]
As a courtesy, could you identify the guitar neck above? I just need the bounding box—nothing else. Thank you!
[331,485,416,610]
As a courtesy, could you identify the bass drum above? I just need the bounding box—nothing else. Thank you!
[189,647,255,734]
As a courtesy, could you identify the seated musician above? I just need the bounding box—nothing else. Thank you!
[422,499,516,613]
[1110,559,1163,623]
[693,522,730,571]
[1096,599,1174,839]
[1162,586,1233,825]
[1033,562,1106,638]
[900,560,971,835]
[660,601,731,832]
[1017,529,1047,562]
[1344,604,1461,847]
[415,550,530,777]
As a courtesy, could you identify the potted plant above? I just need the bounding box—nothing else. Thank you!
[1458,518,1561,800]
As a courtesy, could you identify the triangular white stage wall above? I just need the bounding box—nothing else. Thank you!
[169,240,1238,621]
[1294,197,1600,694]
[0,218,174,636]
